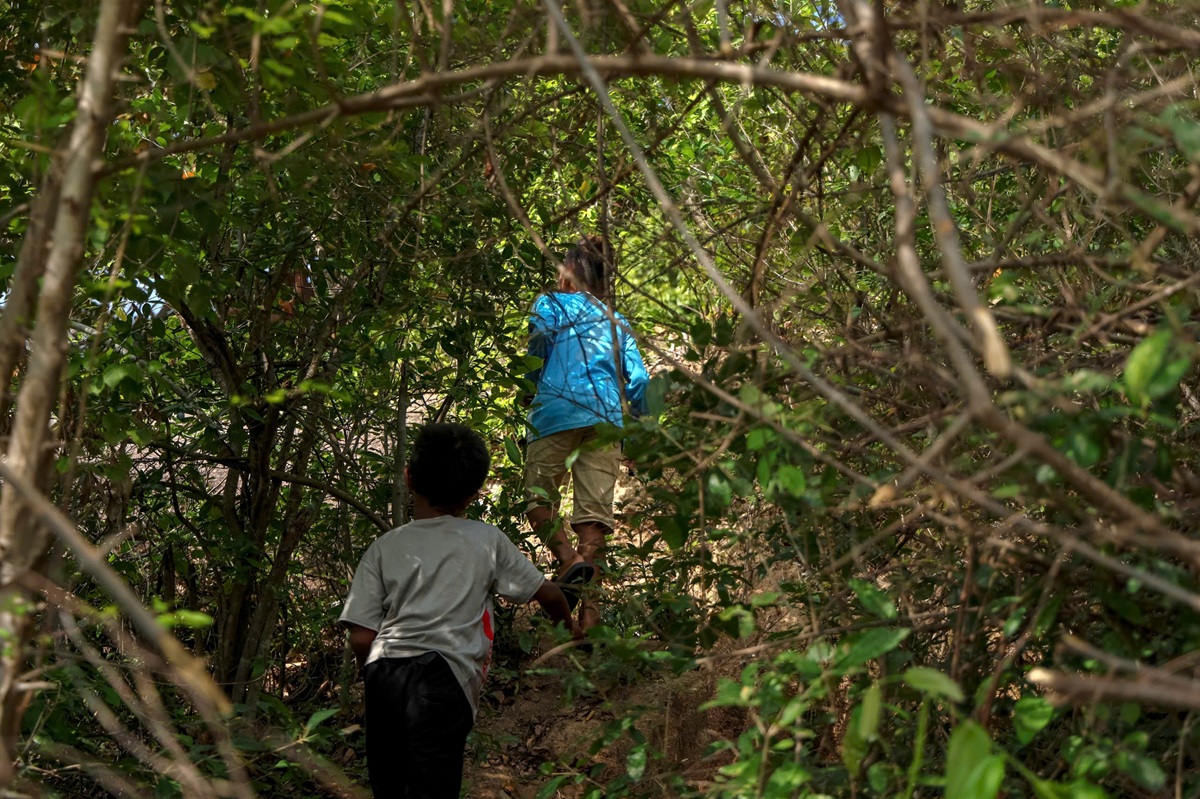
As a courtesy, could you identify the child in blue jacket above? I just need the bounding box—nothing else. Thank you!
[523,235,649,631]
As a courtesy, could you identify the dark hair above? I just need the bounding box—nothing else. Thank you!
[563,234,609,299]
[408,423,490,512]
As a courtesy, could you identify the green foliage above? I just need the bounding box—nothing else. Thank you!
[945,722,1004,799]
[5,0,1200,796]
[1123,327,1193,407]
[1013,695,1054,745]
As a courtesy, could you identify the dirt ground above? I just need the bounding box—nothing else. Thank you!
[459,477,769,798]
[462,664,607,799]
[460,643,747,799]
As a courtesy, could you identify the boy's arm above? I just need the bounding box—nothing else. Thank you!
[340,541,385,672]
[490,530,581,638]
[533,581,584,639]
[346,624,378,671]
[523,298,555,404]
[522,326,545,407]
[620,325,650,416]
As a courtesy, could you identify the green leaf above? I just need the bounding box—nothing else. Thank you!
[717,606,756,639]
[858,683,882,741]
[715,315,735,347]
[776,696,808,729]
[564,448,581,471]
[750,591,780,607]
[645,375,668,417]
[849,578,897,619]
[1163,104,1200,161]
[703,677,755,710]
[1146,351,1191,400]
[535,775,569,799]
[170,609,213,629]
[775,464,806,496]
[833,627,910,673]
[1030,778,1108,799]
[1123,328,1171,405]
[706,473,733,508]
[1034,594,1065,636]
[856,145,883,174]
[304,708,337,731]
[320,8,356,26]
[1122,754,1165,792]
[1066,782,1108,799]
[842,703,867,775]
[653,516,688,550]
[102,363,139,388]
[1118,702,1141,726]
[867,762,892,793]
[765,761,810,792]
[1065,427,1101,469]
[504,438,522,466]
[625,744,647,781]
[946,722,1002,799]
[903,667,964,703]
[746,428,773,451]
[1003,606,1028,637]
[1013,695,1054,745]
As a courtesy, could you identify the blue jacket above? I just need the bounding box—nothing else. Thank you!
[526,292,649,441]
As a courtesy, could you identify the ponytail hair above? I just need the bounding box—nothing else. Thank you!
[563,234,610,300]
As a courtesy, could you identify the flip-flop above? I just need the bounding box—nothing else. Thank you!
[553,561,596,612]
[559,561,596,587]
[555,580,582,612]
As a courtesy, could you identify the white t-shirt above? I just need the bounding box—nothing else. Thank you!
[339,516,546,717]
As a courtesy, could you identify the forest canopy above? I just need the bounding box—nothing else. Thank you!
[2,0,1200,796]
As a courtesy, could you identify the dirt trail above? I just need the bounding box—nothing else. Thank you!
[464,667,598,799]
[461,646,743,799]
[461,477,755,798]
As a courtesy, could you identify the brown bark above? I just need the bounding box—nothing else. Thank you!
[0,178,62,425]
[232,409,321,706]
[392,361,410,527]
[0,0,139,785]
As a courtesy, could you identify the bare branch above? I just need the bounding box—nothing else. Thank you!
[0,461,233,714]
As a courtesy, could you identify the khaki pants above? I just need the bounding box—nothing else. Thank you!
[523,427,620,530]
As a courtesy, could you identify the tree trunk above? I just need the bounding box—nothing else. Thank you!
[392,361,409,527]
[233,425,319,707]
[0,0,137,785]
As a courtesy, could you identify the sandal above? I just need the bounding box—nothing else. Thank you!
[554,561,596,611]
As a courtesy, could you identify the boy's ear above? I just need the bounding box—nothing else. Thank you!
[404,467,413,488]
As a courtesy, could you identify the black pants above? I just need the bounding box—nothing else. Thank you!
[364,652,474,799]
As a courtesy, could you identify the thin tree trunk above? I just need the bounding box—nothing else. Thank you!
[392,361,409,527]
[233,413,320,706]
[0,179,62,427]
[0,0,137,784]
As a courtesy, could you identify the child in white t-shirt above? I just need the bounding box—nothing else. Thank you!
[341,423,578,798]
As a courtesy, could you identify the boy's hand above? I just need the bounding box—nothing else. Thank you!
[345,624,378,673]
[568,619,585,641]
[532,580,575,629]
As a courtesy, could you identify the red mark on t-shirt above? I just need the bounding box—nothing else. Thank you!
[481,608,495,681]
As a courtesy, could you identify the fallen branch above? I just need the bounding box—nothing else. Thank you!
[1028,668,1200,712]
